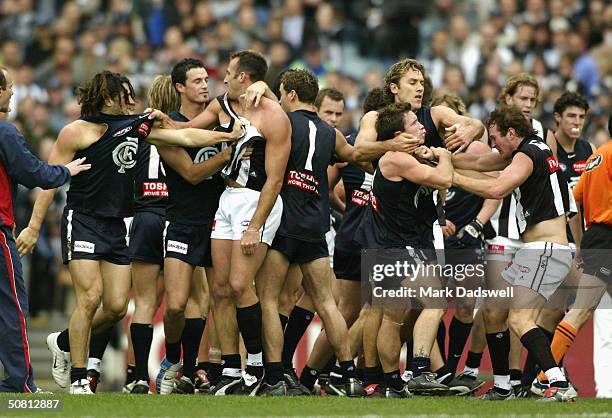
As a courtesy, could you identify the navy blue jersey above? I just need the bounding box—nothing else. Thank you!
[0,120,69,227]
[335,133,373,251]
[163,111,226,225]
[356,163,437,249]
[133,141,167,214]
[66,112,152,218]
[276,110,336,242]
[444,187,482,230]
[557,138,593,190]
[416,106,445,148]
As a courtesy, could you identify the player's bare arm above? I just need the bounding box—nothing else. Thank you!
[242,105,292,255]
[453,153,533,199]
[334,129,374,174]
[354,111,422,162]
[384,147,453,190]
[327,163,345,213]
[147,118,242,148]
[431,105,485,152]
[157,145,232,185]
[16,122,90,255]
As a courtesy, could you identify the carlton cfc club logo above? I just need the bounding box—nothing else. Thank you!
[112,137,138,173]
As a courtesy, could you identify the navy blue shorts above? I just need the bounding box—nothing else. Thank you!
[128,210,165,266]
[61,209,129,265]
[164,221,213,268]
[271,235,329,264]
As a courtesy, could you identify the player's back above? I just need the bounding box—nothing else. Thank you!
[276,109,336,241]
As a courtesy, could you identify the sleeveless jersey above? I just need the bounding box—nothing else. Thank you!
[556,138,593,190]
[133,141,167,214]
[444,187,483,230]
[335,133,374,250]
[163,111,226,225]
[512,136,577,234]
[276,110,336,241]
[416,106,445,148]
[217,93,267,191]
[358,164,437,249]
[66,112,152,218]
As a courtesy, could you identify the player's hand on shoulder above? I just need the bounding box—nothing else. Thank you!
[389,133,423,153]
[16,227,39,256]
[65,157,91,177]
[146,108,177,129]
[243,81,268,109]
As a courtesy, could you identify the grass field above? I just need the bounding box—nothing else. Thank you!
[1,393,612,417]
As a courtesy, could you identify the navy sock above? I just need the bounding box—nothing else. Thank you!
[384,370,404,390]
[165,340,181,365]
[89,327,113,360]
[300,365,319,391]
[466,351,483,369]
[265,362,284,385]
[279,314,289,331]
[339,360,356,379]
[445,317,472,377]
[57,329,70,352]
[282,306,314,369]
[181,318,205,381]
[410,356,431,377]
[70,367,87,384]
[130,323,153,382]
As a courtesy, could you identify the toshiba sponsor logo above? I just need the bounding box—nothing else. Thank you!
[351,189,371,206]
[138,120,152,137]
[167,240,188,255]
[74,240,95,253]
[286,170,319,194]
[546,156,560,173]
[487,244,505,255]
[572,161,587,173]
[142,182,168,197]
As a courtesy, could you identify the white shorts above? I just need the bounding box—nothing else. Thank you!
[501,241,572,300]
[210,187,283,246]
[485,236,524,262]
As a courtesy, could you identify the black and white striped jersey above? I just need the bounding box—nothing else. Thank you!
[512,135,577,234]
[489,118,545,239]
[217,93,267,191]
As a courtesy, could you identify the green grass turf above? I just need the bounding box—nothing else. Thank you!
[1,394,612,417]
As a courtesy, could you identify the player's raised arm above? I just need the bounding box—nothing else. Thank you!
[146,117,243,148]
[431,105,485,152]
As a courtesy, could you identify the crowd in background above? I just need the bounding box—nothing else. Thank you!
[0,0,610,321]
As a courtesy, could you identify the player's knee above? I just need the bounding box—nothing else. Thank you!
[104,300,128,322]
[507,311,533,337]
[78,292,102,316]
[482,308,506,330]
[229,277,250,300]
[455,306,474,323]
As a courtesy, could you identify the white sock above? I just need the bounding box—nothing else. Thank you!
[544,367,566,384]
[493,374,511,390]
[87,358,101,372]
[246,352,263,367]
[222,368,241,378]
[463,366,478,377]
